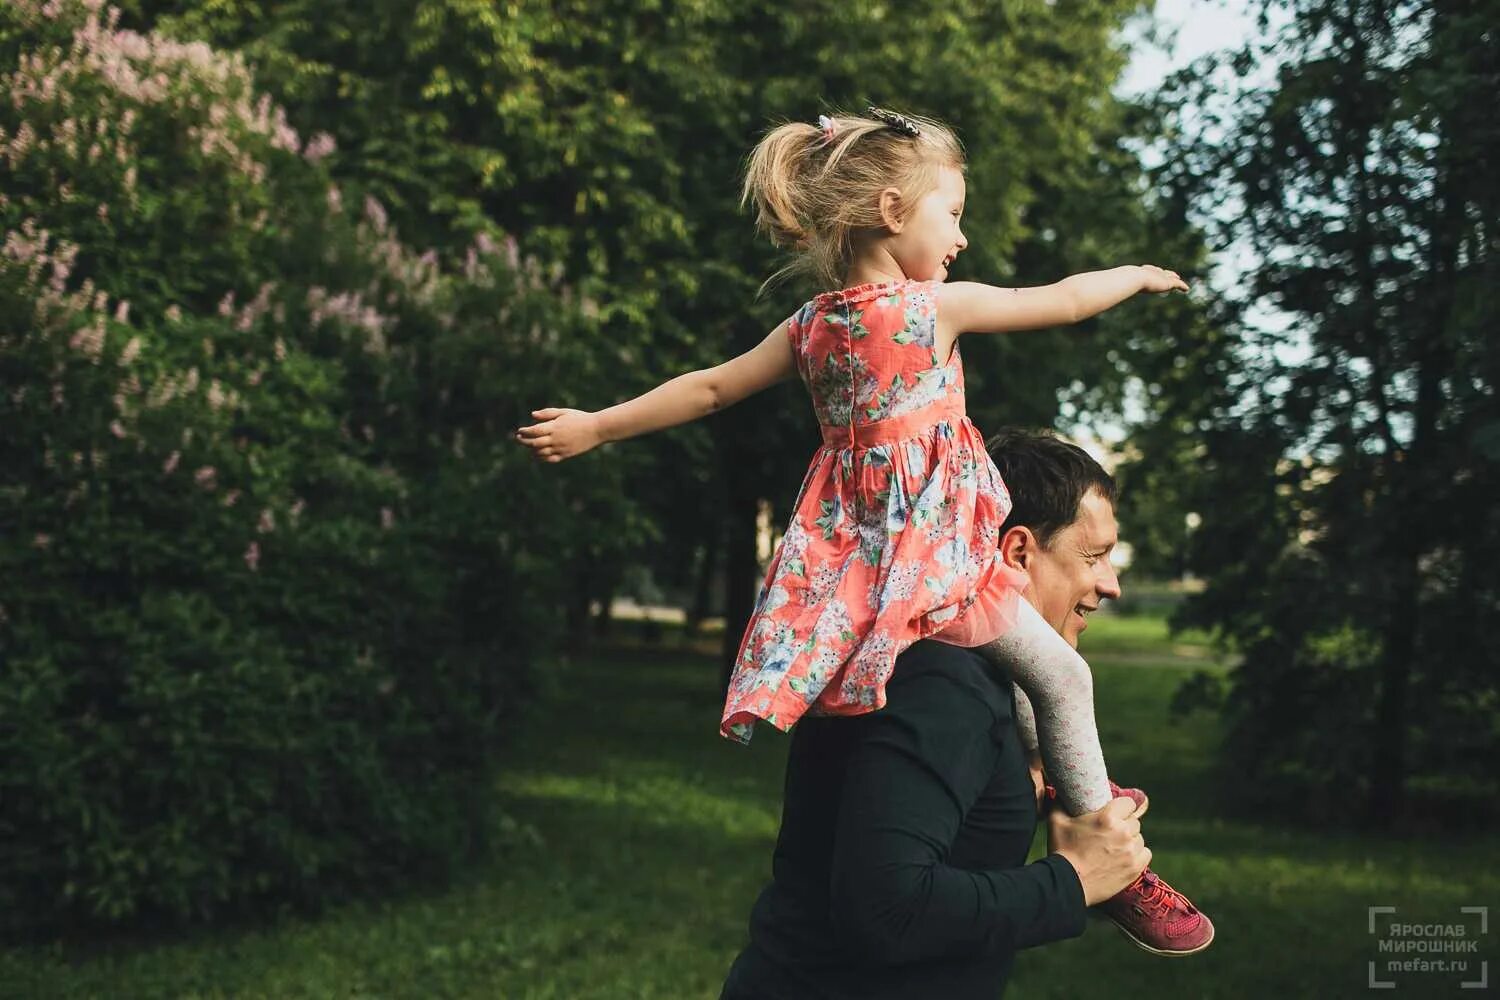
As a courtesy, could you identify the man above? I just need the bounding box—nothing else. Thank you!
[719,429,1157,999]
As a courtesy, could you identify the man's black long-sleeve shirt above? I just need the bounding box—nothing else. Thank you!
[722,639,1087,999]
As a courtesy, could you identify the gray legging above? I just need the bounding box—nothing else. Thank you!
[976,598,1111,815]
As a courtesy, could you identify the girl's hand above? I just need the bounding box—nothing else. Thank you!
[514,408,603,462]
[1138,264,1189,294]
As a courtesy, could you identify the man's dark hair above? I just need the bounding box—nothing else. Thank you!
[986,428,1116,547]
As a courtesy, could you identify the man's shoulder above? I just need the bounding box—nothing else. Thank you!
[889,639,1015,726]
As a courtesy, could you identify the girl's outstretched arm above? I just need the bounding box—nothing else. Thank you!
[939,265,1188,341]
[515,320,797,462]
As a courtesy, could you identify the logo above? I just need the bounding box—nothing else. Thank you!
[1368,905,1490,990]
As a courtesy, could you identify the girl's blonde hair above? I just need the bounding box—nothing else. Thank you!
[741,108,965,291]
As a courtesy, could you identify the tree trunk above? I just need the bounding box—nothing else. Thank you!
[593,576,617,638]
[720,484,758,696]
[688,523,720,633]
[1368,60,1465,823]
[564,561,593,655]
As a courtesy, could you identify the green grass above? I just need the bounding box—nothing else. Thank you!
[7,614,1498,998]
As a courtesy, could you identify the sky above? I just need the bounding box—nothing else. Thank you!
[1067,0,1291,474]
[1116,0,1267,99]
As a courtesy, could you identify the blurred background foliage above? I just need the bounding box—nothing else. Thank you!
[1138,0,1500,824]
[0,0,1494,944]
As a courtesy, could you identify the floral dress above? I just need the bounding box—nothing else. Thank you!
[721,278,1029,743]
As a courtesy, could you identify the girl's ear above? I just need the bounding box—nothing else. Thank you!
[877,187,904,233]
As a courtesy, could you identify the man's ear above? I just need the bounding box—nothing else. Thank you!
[877,187,904,233]
[999,525,1036,572]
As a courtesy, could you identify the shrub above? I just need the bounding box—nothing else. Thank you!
[0,0,625,936]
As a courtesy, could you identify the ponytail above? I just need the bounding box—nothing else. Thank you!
[740,109,965,292]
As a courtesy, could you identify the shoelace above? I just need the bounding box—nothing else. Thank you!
[1129,873,1195,917]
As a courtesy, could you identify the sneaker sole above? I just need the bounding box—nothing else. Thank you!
[1104,914,1215,957]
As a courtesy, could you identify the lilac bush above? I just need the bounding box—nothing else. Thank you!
[0,0,609,934]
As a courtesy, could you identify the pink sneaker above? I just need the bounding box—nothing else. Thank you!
[1098,869,1215,956]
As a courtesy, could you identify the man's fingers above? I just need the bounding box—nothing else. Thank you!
[1103,795,1137,818]
[1110,793,1147,819]
[531,408,563,419]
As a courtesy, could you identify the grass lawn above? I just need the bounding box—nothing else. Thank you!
[7,613,1497,998]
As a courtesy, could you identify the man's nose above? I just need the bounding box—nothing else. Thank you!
[957,228,968,250]
[1097,562,1122,601]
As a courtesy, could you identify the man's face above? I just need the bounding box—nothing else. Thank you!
[1019,489,1122,647]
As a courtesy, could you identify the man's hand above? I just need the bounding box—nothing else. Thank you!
[1046,796,1151,906]
[514,407,603,462]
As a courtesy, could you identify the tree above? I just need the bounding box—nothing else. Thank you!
[0,0,594,932]
[122,0,1213,689]
[1148,0,1500,823]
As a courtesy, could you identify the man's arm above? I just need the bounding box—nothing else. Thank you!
[825,654,1088,963]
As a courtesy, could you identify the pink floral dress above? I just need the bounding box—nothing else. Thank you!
[721,278,1029,743]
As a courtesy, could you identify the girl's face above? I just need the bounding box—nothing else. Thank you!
[889,164,968,282]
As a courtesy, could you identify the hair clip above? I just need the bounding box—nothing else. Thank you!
[817,114,837,144]
[867,106,921,137]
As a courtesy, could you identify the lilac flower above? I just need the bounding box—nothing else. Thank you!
[68,320,105,359]
[362,195,387,233]
[302,131,335,163]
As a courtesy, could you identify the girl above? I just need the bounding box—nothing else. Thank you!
[515,107,1212,956]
